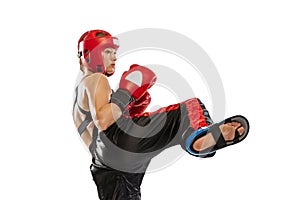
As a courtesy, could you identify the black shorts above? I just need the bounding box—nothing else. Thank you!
[90,164,145,200]
[89,98,212,199]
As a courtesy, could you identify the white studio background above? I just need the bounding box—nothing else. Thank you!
[0,0,299,200]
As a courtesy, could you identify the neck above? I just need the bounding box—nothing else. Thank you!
[82,65,94,76]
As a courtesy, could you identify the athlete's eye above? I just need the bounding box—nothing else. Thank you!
[105,50,112,54]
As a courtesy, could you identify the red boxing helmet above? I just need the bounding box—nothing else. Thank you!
[77,30,119,75]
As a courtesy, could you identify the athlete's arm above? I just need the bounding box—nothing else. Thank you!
[87,73,122,131]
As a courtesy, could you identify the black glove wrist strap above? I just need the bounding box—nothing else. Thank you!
[111,89,135,112]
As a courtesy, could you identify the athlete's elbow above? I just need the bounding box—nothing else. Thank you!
[94,116,111,131]
[96,114,120,131]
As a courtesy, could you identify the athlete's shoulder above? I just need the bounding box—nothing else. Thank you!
[83,73,111,97]
[85,72,107,81]
[83,73,109,87]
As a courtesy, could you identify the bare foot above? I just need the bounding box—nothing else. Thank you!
[192,122,245,152]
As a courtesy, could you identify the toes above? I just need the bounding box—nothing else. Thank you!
[230,122,245,136]
[222,122,246,138]
[237,127,245,135]
[230,121,241,128]
[220,124,235,141]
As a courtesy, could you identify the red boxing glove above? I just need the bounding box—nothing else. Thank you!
[111,64,156,111]
[129,91,151,117]
[119,64,156,99]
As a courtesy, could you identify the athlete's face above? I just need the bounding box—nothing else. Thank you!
[102,47,117,75]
